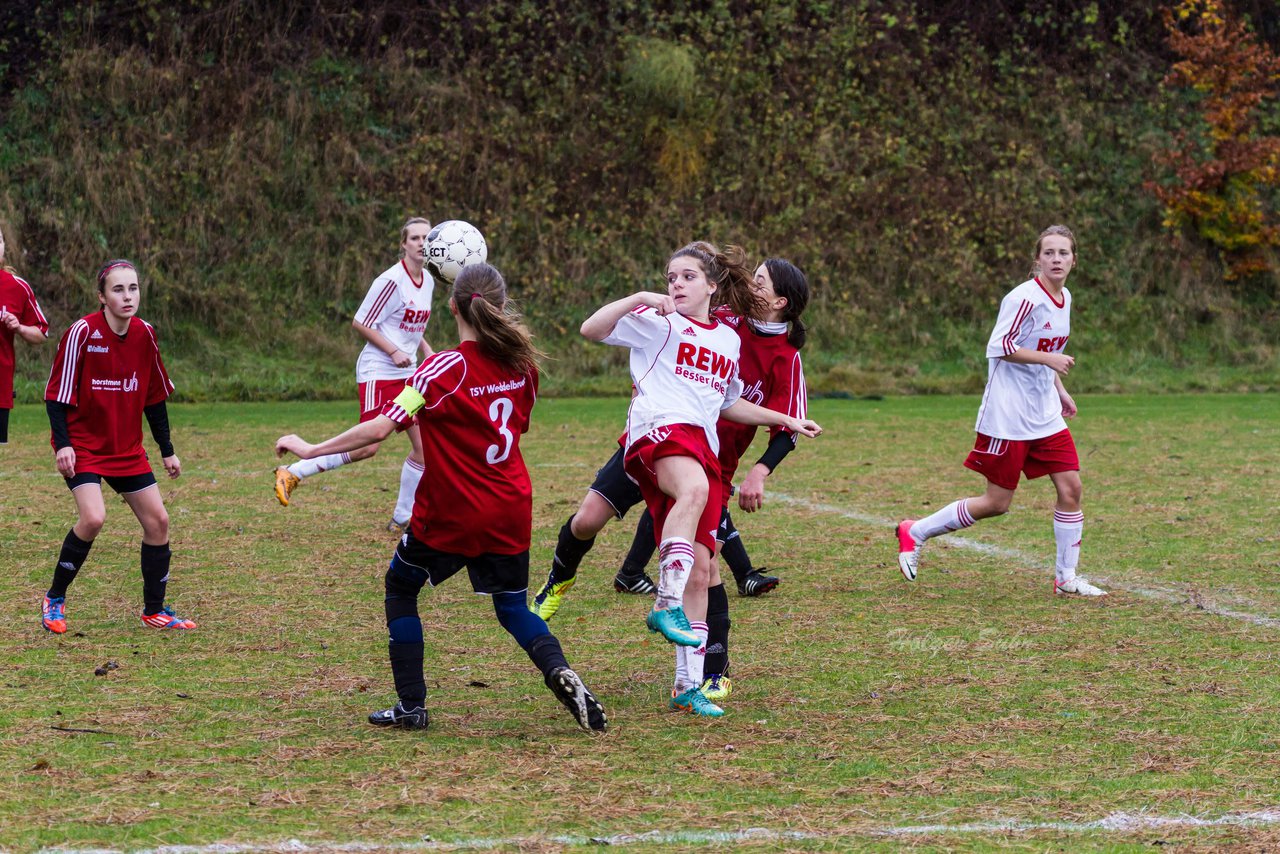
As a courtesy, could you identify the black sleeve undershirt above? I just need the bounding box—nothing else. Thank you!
[144,401,175,457]
[46,400,71,451]
[755,429,796,473]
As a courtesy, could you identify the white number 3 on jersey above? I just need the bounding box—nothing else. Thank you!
[486,397,515,464]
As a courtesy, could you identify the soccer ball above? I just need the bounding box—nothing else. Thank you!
[426,220,487,283]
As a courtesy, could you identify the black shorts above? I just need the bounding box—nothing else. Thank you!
[588,446,644,519]
[0,407,8,444]
[65,470,158,494]
[394,530,529,595]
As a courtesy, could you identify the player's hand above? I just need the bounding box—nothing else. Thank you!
[55,447,76,478]
[390,349,413,368]
[162,454,181,479]
[636,292,677,317]
[1060,391,1078,419]
[275,434,314,459]
[1044,352,1074,376]
[737,466,768,513]
[0,309,17,331]
[788,417,822,438]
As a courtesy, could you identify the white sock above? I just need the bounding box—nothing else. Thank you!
[394,457,424,525]
[910,498,977,544]
[686,621,709,693]
[674,645,688,695]
[1054,510,1084,583]
[656,538,695,611]
[288,452,351,480]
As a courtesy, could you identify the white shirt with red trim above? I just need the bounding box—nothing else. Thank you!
[602,305,742,456]
[974,277,1072,440]
[354,260,434,383]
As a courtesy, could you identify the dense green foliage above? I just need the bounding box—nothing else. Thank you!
[1,1,1277,400]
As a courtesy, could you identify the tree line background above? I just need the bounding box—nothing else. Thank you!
[1,0,1277,400]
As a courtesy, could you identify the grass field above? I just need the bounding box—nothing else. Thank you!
[2,393,1280,852]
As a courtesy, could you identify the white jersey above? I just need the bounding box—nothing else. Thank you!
[603,305,743,456]
[974,277,1072,440]
[354,260,434,383]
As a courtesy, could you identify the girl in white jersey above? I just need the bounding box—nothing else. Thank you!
[895,225,1104,597]
[582,241,822,717]
[274,218,434,531]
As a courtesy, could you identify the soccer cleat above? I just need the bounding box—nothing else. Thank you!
[670,687,725,717]
[273,466,300,506]
[140,606,197,630]
[529,575,575,621]
[1055,576,1107,597]
[737,569,780,597]
[896,519,922,581]
[368,701,430,729]
[546,667,608,732]
[645,606,701,647]
[41,596,67,634]
[613,570,658,595]
[385,519,409,535]
[700,674,732,702]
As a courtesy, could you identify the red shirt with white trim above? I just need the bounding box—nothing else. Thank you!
[381,341,538,556]
[45,312,174,476]
[602,305,742,456]
[354,260,434,383]
[0,269,50,408]
[974,277,1071,440]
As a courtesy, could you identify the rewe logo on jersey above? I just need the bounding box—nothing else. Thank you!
[681,326,697,337]
[674,343,734,379]
[401,307,431,325]
[90,329,104,339]
[1035,335,1070,353]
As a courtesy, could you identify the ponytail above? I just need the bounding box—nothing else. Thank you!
[669,241,765,321]
[762,258,810,350]
[452,264,543,376]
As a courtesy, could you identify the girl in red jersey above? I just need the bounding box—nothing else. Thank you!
[581,242,822,717]
[895,225,1104,596]
[0,226,50,444]
[275,263,606,733]
[41,260,195,634]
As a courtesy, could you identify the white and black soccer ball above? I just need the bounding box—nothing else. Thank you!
[425,220,487,284]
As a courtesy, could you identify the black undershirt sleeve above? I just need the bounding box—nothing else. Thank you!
[46,400,72,451]
[144,401,175,457]
[755,429,796,474]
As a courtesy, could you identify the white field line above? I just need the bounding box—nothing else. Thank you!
[770,493,1280,629]
[34,808,1280,852]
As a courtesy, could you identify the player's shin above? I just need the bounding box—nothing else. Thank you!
[385,562,427,707]
[656,537,695,610]
[140,542,171,615]
[1054,510,1084,583]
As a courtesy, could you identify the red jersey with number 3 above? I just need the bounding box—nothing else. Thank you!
[45,312,174,476]
[381,340,537,556]
[0,270,50,408]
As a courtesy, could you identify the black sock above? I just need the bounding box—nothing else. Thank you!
[527,634,570,679]
[720,533,753,584]
[140,542,171,615]
[388,642,426,708]
[619,510,657,577]
[48,529,93,599]
[550,515,594,583]
[704,583,731,677]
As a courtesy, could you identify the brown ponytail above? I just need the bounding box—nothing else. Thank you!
[452,263,543,376]
[669,241,766,321]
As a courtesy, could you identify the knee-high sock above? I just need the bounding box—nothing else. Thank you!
[703,583,730,678]
[719,530,753,584]
[140,542,171,615]
[385,561,427,707]
[288,452,352,480]
[549,515,595,584]
[656,537,695,611]
[1054,510,1084,583]
[909,498,977,544]
[393,457,424,526]
[682,621,709,694]
[620,511,657,576]
[48,529,93,599]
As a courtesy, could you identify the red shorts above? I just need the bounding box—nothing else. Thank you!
[963,429,1079,491]
[623,423,722,554]
[359,379,412,423]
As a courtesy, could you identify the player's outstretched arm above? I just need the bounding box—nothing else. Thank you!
[276,416,397,460]
[721,399,822,438]
[581,292,675,340]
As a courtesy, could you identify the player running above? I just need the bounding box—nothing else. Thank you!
[40,260,195,634]
[895,225,1104,597]
[0,225,50,444]
[580,241,821,717]
[275,263,606,733]
[274,217,435,532]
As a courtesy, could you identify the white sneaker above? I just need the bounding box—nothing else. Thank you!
[1055,576,1107,597]
[895,520,922,581]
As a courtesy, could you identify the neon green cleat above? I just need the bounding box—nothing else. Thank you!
[700,674,732,702]
[529,575,575,621]
[645,606,701,647]
[670,687,724,717]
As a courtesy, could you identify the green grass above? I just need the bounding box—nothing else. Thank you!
[2,394,1280,851]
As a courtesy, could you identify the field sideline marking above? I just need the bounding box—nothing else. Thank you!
[35,807,1280,852]
[770,493,1280,629]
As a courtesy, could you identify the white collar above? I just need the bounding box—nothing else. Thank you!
[748,319,788,336]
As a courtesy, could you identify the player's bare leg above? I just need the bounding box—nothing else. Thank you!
[123,486,195,629]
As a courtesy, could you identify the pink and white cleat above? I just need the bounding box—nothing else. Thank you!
[895,520,922,582]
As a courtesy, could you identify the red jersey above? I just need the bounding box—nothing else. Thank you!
[713,309,807,483]
[0,270,50,408]
[45,312,174,476]
[382,340,538,556]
